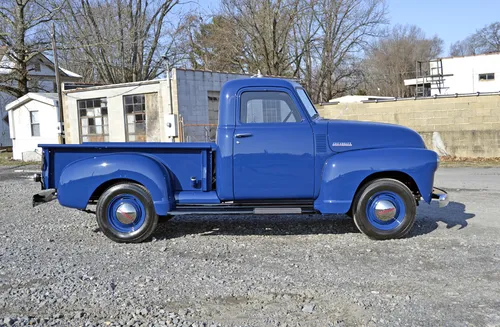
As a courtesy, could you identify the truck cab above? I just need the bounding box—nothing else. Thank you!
[34,78,448,243]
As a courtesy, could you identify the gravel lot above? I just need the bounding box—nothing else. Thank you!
[1,165,499,327]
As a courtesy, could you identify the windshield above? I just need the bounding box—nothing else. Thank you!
[296,88,319,119]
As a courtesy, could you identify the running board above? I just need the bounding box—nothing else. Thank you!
[254,207,302,214]
[169,205,314,216]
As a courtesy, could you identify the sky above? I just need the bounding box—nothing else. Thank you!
[196,0,500,56]
[387,0,500,55]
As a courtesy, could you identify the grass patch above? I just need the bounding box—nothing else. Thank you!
[0,151,38,166]
[439,156,500,167]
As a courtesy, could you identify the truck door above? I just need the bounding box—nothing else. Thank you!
[233,89,314,200]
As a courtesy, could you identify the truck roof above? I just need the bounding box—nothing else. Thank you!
[223,78,302,92]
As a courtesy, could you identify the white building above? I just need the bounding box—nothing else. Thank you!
[6,93,59,161]
[404,52,500,96]
[62,68,250,144]
[0,46,81,147]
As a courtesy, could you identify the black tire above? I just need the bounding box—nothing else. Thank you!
[96,183,158,243]
[352,178,416,240]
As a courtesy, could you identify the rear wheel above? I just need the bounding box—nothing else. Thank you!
[96,183,158,243]
[352,178,416,240]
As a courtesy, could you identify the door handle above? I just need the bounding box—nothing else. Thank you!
[235,133,253,138]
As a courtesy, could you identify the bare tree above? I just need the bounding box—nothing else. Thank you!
[58,0,187,84]
[450,22,500,56]
[304,0,387,102]
[218,0,303,77]
[363,24,443,98]
[0,0,63,97]
[188,0,387,102]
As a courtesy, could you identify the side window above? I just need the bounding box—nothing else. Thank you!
[240,91,302,123]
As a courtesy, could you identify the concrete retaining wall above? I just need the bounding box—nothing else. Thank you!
[317,95,500,157]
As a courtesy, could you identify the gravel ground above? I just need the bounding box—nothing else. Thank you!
[1,165,499,327]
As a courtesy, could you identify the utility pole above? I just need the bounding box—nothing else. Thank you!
[51,23,65,144]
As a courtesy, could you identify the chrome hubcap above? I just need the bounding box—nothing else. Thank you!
[374,200,397,221]
[116,203,137,224]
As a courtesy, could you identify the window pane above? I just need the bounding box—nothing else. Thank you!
[104,136,109,142]
[124,96,133,104]
[88,118,95,126]
[95,126,102,134]
[86,100,93,108]
[95,117,102,126]
[81,126,88,135]
[296,88,318,118]
[103,126,109,134]
[126,105,134,113]
[88,126,96,134]
[135,114,144,122]
[80,109,87,117]
[134,95,143,104]
[136,122,146,134]
[240,92,300,124]
[87,109,95,117]
[102,108,108,115]
[103,116,108,125]
[81,118,88,127]
[95,108,101,117]
[30,111,39,123]
[82,136,88,142]
[128,123,135,133]
[128,134,135,142]
[31,124,40,137]
[78,101,86,109]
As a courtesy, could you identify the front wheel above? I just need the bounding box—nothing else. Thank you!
[352,178,416,240]
[96,183,158,243]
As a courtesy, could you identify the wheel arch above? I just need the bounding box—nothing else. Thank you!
[57,153,175,215]
[314,148,438,214]
[347,171,419,216]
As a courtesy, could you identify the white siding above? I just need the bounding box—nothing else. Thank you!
[432,53,500,95]
[10,100,58,161]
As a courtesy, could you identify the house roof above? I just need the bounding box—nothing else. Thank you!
[0,49,81,79]
[6,93,58,111]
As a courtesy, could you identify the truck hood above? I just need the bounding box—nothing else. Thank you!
[324,119,426,152]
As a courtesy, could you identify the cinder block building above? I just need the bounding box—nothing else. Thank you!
[63,68,250,144]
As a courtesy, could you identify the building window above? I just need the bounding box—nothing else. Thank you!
[33,62,41,72]
[123,94,146,142]
[479,73,495,81]
[30,111,40,137]
[78,98,109,142]
[240,91,301,124]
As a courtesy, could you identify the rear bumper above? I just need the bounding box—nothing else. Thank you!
[431,187,449,207]
[33,189,57,207]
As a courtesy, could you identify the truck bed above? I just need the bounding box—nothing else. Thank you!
[40,142,217,194]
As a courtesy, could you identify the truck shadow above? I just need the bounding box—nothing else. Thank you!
[410,201,475,237]
[153,200,473,239]
[155,214,359,239]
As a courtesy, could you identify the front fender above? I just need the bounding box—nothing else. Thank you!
[57,153,174,215]
[314,148,438,214]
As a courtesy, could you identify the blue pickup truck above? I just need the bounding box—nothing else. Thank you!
[33,78,448,243]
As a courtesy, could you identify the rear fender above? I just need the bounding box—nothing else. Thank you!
[314,148,438,214]
[57,153,174,215]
